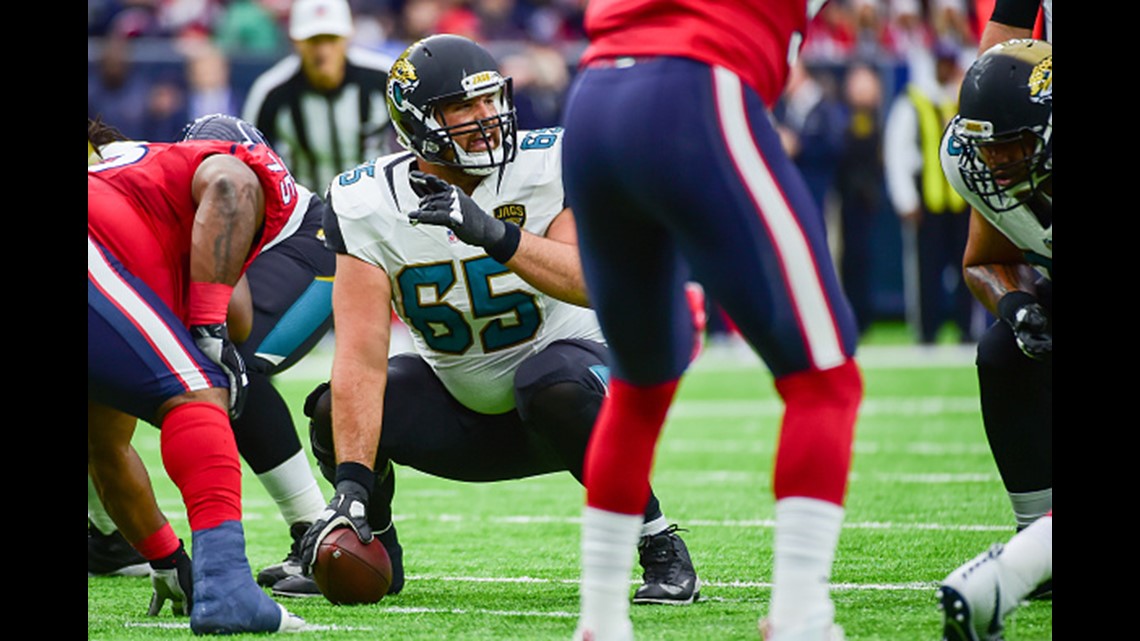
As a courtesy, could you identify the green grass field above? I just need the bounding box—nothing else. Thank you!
[87,324,1052,640]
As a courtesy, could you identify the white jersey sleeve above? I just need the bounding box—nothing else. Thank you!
[326,128,605,414]
[940,124,1052,280]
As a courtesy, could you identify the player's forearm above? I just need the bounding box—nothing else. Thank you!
[505,232,590,307]
[963,262,1039,316]
[329,360,388,471]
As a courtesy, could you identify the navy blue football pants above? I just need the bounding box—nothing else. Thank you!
[562,56,858,383]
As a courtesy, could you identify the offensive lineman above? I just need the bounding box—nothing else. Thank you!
[935,38,1052,641]
[289,34,702,605]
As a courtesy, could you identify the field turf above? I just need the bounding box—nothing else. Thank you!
[88,324,1052,640]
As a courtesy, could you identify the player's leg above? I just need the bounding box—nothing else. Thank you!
[974,306,1052,529]
[88,473,149,577]
[305,354,527,596]
[88,402,193,616]
[565,57,725,640]
[975,274,1052,543]
[649,63,861,639]
[230,229,335,595]
[88,238,302,632]
[937,511,1052,641]
[513,339,700,604]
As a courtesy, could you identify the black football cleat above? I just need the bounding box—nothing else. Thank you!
[256,522,310,587]
[88,520,150,577]
[271,574,323,598]
[632,525,700,605]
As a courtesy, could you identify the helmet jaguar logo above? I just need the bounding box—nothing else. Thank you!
[389,57,420,106]
[1027,55,1051,104]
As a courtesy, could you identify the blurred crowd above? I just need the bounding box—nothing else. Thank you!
[89,0,1031,343]
[88,0,989,139]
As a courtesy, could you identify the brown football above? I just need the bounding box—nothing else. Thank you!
[312,528,392,605]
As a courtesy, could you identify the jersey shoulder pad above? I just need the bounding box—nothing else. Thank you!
[517,127,564,157]
[512,127,564,183]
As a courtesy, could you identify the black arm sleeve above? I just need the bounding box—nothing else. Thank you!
[318,194,349,254]
[990,0,1041,29]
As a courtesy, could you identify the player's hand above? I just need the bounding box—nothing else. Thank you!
[408,170,509,250]
[998,292,1052,361]
[190,323,249,419]
[147,541,192,617]
[300,479,373,575]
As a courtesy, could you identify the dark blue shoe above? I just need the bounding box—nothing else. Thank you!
[190,521,305,634]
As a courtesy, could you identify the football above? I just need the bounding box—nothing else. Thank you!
[312,528,392,605]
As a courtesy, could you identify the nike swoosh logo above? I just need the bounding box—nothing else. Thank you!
[987,584,1003,635]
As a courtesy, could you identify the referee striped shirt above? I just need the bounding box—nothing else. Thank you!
[243,46,397,194]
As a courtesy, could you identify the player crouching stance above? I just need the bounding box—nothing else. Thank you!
[294,34,702,607]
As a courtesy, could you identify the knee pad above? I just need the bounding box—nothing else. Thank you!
[514,340,608,424]
[304,382,335,482]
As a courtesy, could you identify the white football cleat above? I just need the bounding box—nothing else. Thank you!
[936,543,1010,641]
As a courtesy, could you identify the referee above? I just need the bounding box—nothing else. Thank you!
[242,0,396,193]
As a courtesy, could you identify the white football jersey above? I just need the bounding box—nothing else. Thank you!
[940,126,1052,281]
[326,128,605,414]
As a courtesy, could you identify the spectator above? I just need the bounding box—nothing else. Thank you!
[138,71,189,142]
[213,0,287,55]
[773,59,848,216]
[835,61,888,335]
[88,34,152,140]
[397,0,446,42]
[884,39,980,344]
[182,40,243,120]
[242,0,396,192]
[497,41,570,129]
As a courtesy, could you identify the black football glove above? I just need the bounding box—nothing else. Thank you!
[997,291,1052,361]
[190,323,249,419]
[299,479,373,575]
[408,170,520,262]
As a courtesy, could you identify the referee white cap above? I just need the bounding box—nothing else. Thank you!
[289,0,353,41]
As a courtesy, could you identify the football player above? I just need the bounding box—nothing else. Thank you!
[560,2,866,640]
[935,38,1052,640]
[291,34,702,605]
[88,116,304,633]
[87,114,336,599]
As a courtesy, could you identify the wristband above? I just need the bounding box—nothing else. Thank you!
[187,282,234,325]
[335,461,375,495]
[487,222,522,264]
[997,290,1037,324]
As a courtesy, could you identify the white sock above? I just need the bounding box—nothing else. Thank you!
[770,497,845,631]
[1009,489,1051,529]
[578,506,642,637]
[641,515,668,538]
[999,513,1052,612]
[88,475,118,535]
[256,450,327,526]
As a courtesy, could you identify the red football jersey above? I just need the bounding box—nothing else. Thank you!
[580,0,823,107]
[88,140,299,322]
